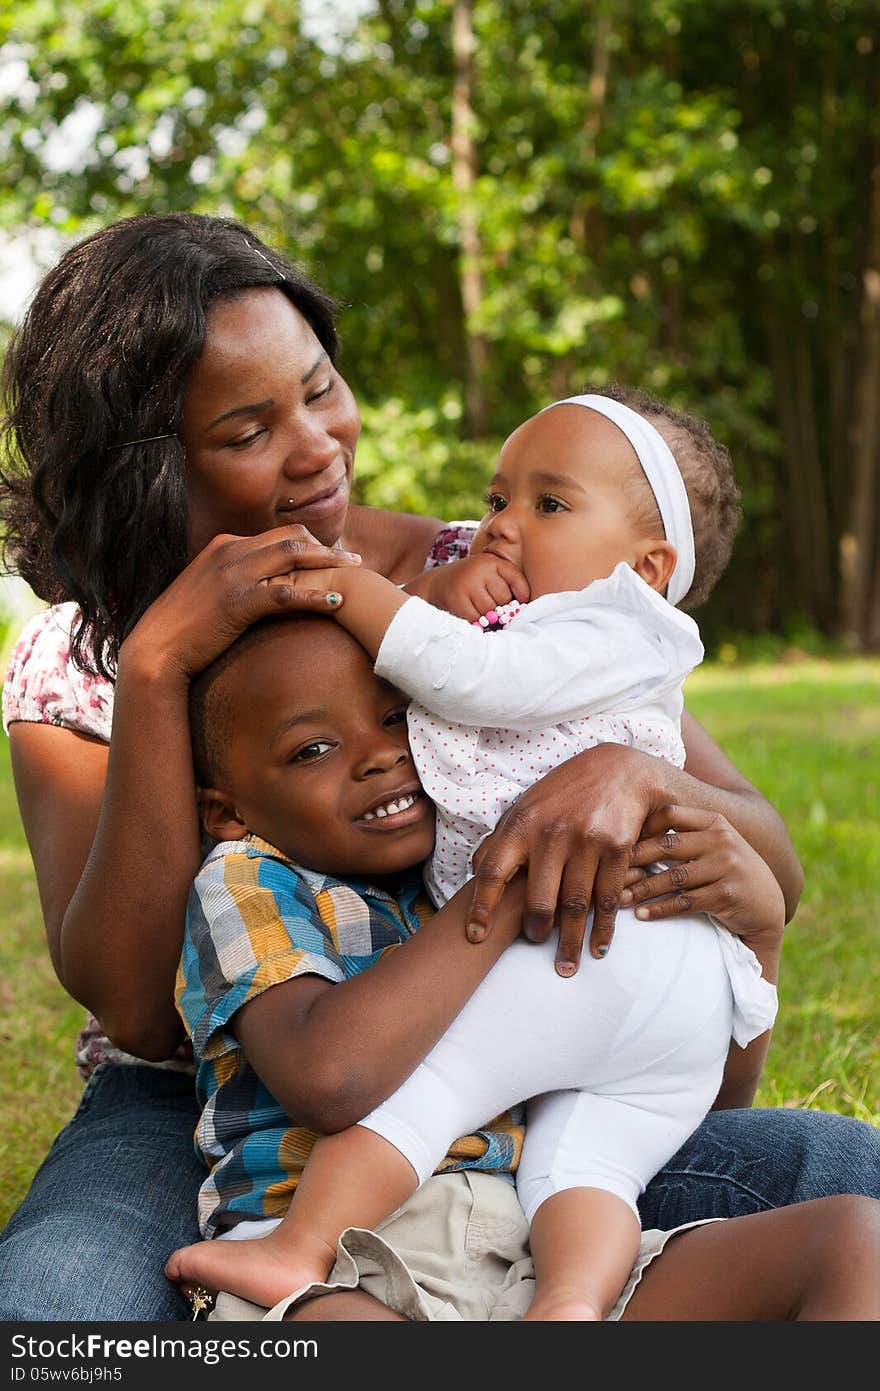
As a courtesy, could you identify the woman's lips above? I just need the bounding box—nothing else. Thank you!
[278,474,349,523]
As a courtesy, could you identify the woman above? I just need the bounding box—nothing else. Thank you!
[1,213,877,1322]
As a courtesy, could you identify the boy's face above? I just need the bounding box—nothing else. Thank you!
[471,405,665,600]
[205,618,435,880]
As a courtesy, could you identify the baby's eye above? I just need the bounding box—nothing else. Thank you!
[292,740,334,762]
[537,494,567,514]
[483,492,508,513]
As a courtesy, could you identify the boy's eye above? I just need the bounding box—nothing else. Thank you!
[483,492,507,513]
[291,740,334,762]
[384,707,409,727]
[538,494,567,513]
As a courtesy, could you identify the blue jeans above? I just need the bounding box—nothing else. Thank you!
[2,1064,879,1321]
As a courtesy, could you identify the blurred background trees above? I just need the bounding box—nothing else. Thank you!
[2,0,878,650]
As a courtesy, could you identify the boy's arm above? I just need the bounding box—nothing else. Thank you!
[232,875,525,1134]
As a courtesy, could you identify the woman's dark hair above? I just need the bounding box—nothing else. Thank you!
[0,213,340,677]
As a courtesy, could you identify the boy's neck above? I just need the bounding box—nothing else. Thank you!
[242,831,424,895]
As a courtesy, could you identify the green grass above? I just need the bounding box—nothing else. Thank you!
[0,656,878,1229]
[684,657,880,1123]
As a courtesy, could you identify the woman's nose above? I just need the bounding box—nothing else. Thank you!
[282,414,339,480]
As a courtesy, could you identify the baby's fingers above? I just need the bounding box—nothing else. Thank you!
[488,557,530,603]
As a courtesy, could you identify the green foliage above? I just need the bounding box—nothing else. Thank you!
[2,0,879,641]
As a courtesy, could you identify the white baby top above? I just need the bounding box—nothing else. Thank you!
[375,562,777,1047]
[376,561,703,906]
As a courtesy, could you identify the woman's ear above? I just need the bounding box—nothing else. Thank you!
[633,540,678,597]
[199,788,249,842]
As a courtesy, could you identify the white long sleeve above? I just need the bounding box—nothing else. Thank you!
[375,562,703,731]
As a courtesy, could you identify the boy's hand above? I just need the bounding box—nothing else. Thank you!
[620,805,786,946]
[410,554,529,622]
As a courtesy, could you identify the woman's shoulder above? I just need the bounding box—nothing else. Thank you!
[2,601,113,742]
[347,506,478,580]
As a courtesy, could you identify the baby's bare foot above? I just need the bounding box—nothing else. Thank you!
[165,1230,335,1311]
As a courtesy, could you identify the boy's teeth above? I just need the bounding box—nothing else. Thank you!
[362,794,416,822]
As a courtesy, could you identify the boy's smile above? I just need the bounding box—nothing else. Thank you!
[201,616,435,881]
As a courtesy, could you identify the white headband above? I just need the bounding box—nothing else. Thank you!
[544,394,696,607]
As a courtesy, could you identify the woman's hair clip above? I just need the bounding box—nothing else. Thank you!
[108,433,176,450]
[247,240,285,280]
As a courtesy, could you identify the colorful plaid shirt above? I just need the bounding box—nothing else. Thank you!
[177,834,523,1237]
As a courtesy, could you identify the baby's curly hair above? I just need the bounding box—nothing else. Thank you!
[594,385,742,610]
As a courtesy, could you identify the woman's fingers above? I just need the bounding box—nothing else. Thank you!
[522,843,567,947]
[265,582,347,613]
[466,816,526,943]
[637,804,720,840]
[553,851,599,975]
[621,854,724,909]
[627,887,711,920]
[586,847,629,960]
[629,828,710,868]
[226,527,361,580]
[622,865,651,889]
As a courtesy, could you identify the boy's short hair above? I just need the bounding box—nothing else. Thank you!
[189,614,303,789]
[595,384,742,610]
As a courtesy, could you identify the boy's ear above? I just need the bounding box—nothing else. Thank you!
[199,788,249,842]
[634,540,678,597]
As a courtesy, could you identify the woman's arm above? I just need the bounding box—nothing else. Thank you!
[466,719,802,974]
[234,877,525,1133]
[680,709,803,916]
[8,528,360,1059]
[621,803,785,1109]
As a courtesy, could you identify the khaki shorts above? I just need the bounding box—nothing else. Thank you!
[209,1172,718,1322]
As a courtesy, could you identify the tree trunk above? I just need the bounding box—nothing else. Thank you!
[841,153,880,649]
[452,0,489,437]
[765,306,834,630]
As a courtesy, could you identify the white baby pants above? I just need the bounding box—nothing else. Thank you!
[359,908,735,1223]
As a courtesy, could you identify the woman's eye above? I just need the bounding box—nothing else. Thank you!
[483,492,507,513]
[307,379,334,406]
[227,428,267,450]
[538,494,566,513]
[292,740,334,762]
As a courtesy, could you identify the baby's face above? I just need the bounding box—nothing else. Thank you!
[472,405,660,600]
[212,618,435,880]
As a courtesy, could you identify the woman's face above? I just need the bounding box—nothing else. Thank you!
[182,287,361,556]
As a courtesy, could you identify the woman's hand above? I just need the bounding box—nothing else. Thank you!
[621,805,786,947]
[621,804,785,1112]
[121,526,360,682]
[466,742,668,975]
